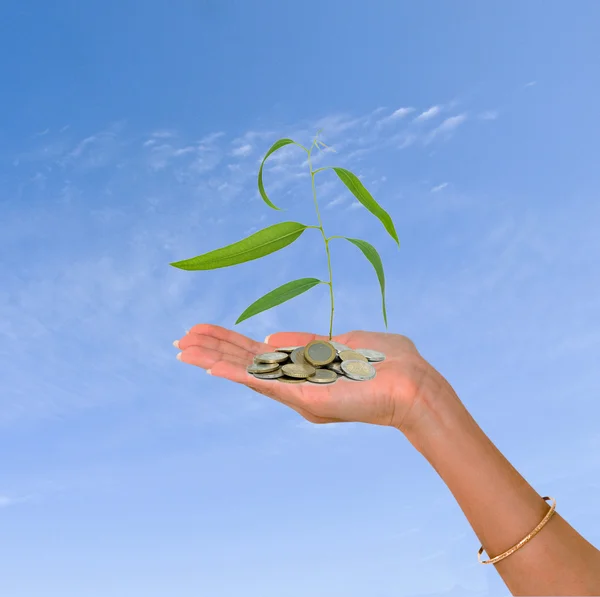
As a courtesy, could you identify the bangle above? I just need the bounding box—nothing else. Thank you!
[478,496,556,565]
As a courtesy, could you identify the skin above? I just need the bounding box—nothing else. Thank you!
[175,324,600,596]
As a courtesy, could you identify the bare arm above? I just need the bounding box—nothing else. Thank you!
[176,326,600,596]
[402,366,600,596]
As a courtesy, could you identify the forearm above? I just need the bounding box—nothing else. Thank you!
[402,366,600,596]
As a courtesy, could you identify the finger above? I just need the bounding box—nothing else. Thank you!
[178,332,254,362]
[264,331,331,347]
[187,323,266,355]
[178,344,249,371]
[178,345,309,409]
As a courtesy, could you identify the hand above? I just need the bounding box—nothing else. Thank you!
[174,324,435,432]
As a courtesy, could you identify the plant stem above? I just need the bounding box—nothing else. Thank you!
[307,139,335,340]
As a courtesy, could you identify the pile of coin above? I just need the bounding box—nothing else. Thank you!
[246,340,385,384]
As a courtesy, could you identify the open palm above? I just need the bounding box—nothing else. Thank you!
[175,324,430,430]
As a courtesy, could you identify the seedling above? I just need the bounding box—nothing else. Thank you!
[170,133,400,340]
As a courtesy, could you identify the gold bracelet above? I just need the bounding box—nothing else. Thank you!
[478,496,556,565]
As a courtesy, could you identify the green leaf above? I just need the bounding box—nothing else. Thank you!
[332,167,400,246]
[235,278,323,324]
[258,138,295,210]
[170,222,308,270]
[342,237,388,328]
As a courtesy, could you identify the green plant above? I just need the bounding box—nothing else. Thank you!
[170,133,399,340]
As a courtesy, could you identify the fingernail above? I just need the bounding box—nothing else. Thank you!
[206,369,212,375]
[185,328,190,335]
[173,340,180,348]
[176,352,182,361]
[264,335,271,343]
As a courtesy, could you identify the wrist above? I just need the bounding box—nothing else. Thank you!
[394,361,471,456]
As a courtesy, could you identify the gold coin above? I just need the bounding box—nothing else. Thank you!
[303,340,336,366]
[338,350,368,362]
[277,376,307,384]
[281,363,316,378]
[254,351,290,364]
[307,369,338,384]
[247,362,280,374]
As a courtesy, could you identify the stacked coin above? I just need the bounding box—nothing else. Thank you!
[246,340,385,384]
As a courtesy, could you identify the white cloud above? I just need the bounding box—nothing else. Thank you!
[525,80,537,88]
[231,144,253,157]
[312,114,362,137]
[431,182,449,193]
[437,114,467,132]
[70,134,102,158]
[478,110,498,120]
[199,131,225,144]
[63,122,126,169]
[390,107,414,119]
[324,195,346,210]
[425,114,467,144]
[415,105,441,121]
[145,136,224,173]
[376,107,415,127]
[173,146,195,157]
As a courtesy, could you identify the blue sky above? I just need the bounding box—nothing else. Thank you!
[1,1,600,596]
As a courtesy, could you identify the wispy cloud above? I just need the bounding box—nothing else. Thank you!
[431,182,449,193]
[425,114,467,144]
[437,114,467,132]
[415,105,441,122]
[231,144,253,157]
[324,195,347,209]
[61,122,127,169]
[390,106,415,119]
[199,131,225,144]
[376,107,415,127]
[313,114,362,138]
[525,80,537,88]
[144,135,224,174]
